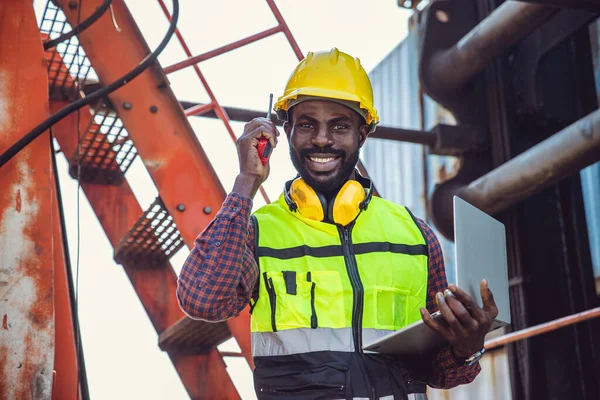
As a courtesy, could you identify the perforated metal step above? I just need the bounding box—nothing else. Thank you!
[159,317,231,355]
[40,0,95,101]
[114,198,185,268]
[69,105,137,185]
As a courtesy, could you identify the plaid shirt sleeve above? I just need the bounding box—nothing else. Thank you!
[176,192,258,321]
[416,217,481,389]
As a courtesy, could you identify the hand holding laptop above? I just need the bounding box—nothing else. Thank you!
[420,279,499,359]
[362,197,510,356]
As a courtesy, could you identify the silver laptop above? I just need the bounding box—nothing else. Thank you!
[362,196,511,355]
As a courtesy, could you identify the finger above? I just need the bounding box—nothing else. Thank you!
[247,125,279,148]
[481,279,499,319]
[444,289,480,331]
[448,284,486,321]
[420,307,453,339]
[437,292,469,337]
[245,117,279,135]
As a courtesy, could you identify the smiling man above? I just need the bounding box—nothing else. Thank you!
[177,48,498,400]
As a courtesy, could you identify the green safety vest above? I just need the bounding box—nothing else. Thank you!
[250,193,429,358]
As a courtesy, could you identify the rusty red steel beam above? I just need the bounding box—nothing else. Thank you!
[0,3,55,399]
[164,25,283,74]
[51,158,80,400]
[485,307,600,350]
[56,0,254,369]
[51,100,241,399]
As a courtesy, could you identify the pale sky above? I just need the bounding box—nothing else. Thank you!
[36,1,414,398]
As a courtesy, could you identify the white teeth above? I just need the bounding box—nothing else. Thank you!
[309,156,336,163]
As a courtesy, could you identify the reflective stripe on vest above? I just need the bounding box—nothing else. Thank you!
[252,327,396,356]
[250,193,428,356]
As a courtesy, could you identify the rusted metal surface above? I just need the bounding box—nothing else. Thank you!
[50,99,241,399]
[114,197,185,268]
[56,0,228,247]
[0,3,55,399]
[423,0,557,98]
[159,317,231,355]
[486,307,600,350]
[40,0,94,102]
[68,105,137,185]
[458,108,600,216]
[51,160,79,400]
[59,0,291,369]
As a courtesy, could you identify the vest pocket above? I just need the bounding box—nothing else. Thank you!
[311,271,346,328]
[266,271,313,331]
[373,286,409,330]
[255,364,349,400]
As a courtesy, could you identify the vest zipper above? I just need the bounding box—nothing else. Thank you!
[338,224,376,400]
[262,272,277,332]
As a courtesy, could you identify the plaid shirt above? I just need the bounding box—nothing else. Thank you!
[177,192,480,389]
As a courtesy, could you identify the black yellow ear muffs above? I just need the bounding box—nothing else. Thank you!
[284,173,373,226]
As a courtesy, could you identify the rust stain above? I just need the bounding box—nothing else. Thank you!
[2,314,7,330]
[15,189,21,212]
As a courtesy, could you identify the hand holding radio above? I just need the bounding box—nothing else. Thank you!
[233,94,279,199]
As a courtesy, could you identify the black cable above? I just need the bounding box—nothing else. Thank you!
[43,0,113,50]
[49,134,91,400]
[0,0,180,169]
[74,3,84,400]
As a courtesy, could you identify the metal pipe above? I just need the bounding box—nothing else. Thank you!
[426,1,557,95]
[517,0,600,11]
[219,352,245,357]
[164,25,283,74]
[184,102,214,117]
[179,101,439,146]
[485,307,600,350]
[459,108,600,215]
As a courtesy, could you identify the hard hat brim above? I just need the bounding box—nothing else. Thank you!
[275,87,379,126]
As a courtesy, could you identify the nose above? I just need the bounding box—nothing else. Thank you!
[311,125,333,148]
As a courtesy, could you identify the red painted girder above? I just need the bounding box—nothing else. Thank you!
[50,100,241,399]
[51,168,79,400]
[0,3,55,399]
[55,0,253,367]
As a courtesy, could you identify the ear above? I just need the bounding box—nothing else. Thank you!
[283,121,292,138]
[358,124,369,148]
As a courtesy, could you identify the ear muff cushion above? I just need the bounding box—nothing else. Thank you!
[290,178,325,222]
[332,180,366,226]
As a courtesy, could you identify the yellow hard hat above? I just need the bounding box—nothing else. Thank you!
[274,48,379,129]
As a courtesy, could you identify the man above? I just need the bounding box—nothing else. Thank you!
[177,48,498,400]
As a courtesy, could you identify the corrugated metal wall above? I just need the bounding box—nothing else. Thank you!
[363,14,510,399]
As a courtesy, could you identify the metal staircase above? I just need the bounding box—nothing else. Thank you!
[40,0,304,398]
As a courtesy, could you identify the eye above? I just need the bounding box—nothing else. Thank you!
[332,124,348,130]
[299,123,314,129]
